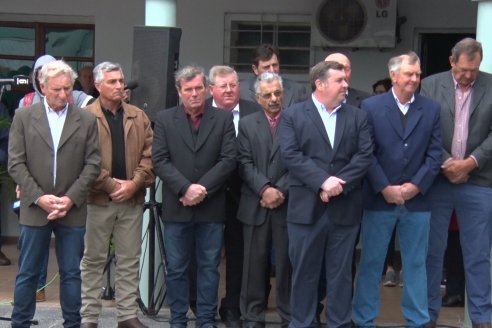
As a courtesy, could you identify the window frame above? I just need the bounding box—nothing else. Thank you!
[224,12,312,74]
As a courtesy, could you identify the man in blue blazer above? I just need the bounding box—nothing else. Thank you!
[352,52,442,327]
[279,61,372,328]
[421,38,492,328]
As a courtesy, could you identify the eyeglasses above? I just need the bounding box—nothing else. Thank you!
[259,90,283,100]
[215,83,238,91]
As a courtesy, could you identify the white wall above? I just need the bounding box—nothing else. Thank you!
[176,0,478,92]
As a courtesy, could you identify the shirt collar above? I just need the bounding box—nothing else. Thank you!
[312,93,342,115]
[391,88,415,107]
[212,98,239,114]
[43,97,68,116]
[451,74,475,91]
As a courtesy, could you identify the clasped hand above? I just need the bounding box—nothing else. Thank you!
[37,195,74,220]
[260,187,285,209]
[381,183,420,205]
[319,176,346,203]
[180,184,207,206]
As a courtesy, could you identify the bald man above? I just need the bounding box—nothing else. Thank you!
[325,53,370,108]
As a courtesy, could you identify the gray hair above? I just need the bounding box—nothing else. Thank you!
[175,65,206,90]
[39,60,77,86]
[310,61,345,92]
[93,62,123,83]
[254,72,283,95]
[451,38,483,63]
[208,65,238,85]
[388,51,420,74]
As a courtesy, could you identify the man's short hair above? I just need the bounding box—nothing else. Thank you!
[175,65,206,90]
[39,60,77,86]
[387,51,420,74]
[451,38,483,63]
[254,72,283,95]
[309,61,345,92]
[208,65,237,85]
[93,62,123,83]
[251,44,280,67]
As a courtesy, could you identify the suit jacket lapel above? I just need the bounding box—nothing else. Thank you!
[32,104,54,150]
[282,81,294,108]
[332,106,346,154]
[306,100,331,148]
[404,99,423,140]
[195,106,216,151]
[470,73,486,117]
[383,98,405,139]
[174,106,195,151]
[58,105,79,150]
[441,72,456,117]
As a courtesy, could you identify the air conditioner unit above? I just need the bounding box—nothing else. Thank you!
[311,0,397,48]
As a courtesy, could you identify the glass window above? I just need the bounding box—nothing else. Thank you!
[45,28,94,58]
[225,13,311,73]
[0,26,35,56]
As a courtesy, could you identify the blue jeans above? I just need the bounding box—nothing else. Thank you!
[164,222,224,327]
[427,177,492,324]
[38,252,49,289]
[12,223,85,328]
[353,207,430,326]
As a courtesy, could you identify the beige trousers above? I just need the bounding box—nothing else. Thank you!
[80,202,143,323]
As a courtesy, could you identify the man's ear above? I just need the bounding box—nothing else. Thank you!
[252,64,259,76]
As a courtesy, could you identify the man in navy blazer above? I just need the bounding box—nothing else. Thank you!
[421,38,492,328]
[279,61,372,328]
[352,52,442,327]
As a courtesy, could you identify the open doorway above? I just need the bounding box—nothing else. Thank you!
[419,32,476,78]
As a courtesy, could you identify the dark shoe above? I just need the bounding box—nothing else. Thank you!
[189,300,198,317]
[35,289,46,302]
[169,325,187,328]
[243,322,263,328]
[442,294,464,307]
[117,318,147,328]
[0,250,11,266]
[312,314,322,327]
[424,321,436,328]
[472,323,492,328]
[219,307,241,327]
[81,323,98,328]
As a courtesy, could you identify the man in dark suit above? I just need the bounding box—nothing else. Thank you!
[420,38,492,328]
[352,52,442,327]
[324,53,371,108]
[152,65,237,328]
[8,60,101,328]
[279,61,372,328]
[240,44,307,108]
[238,72,290,328]
[206,65,259,327]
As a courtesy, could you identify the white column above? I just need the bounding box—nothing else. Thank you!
[145,0,176,26]
[464,2,492,326]
[475,0,492,72]
[139,0,177,310]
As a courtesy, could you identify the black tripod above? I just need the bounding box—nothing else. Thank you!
[137,181,167,316]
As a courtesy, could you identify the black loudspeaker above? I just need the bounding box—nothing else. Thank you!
[131,26,182,121]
